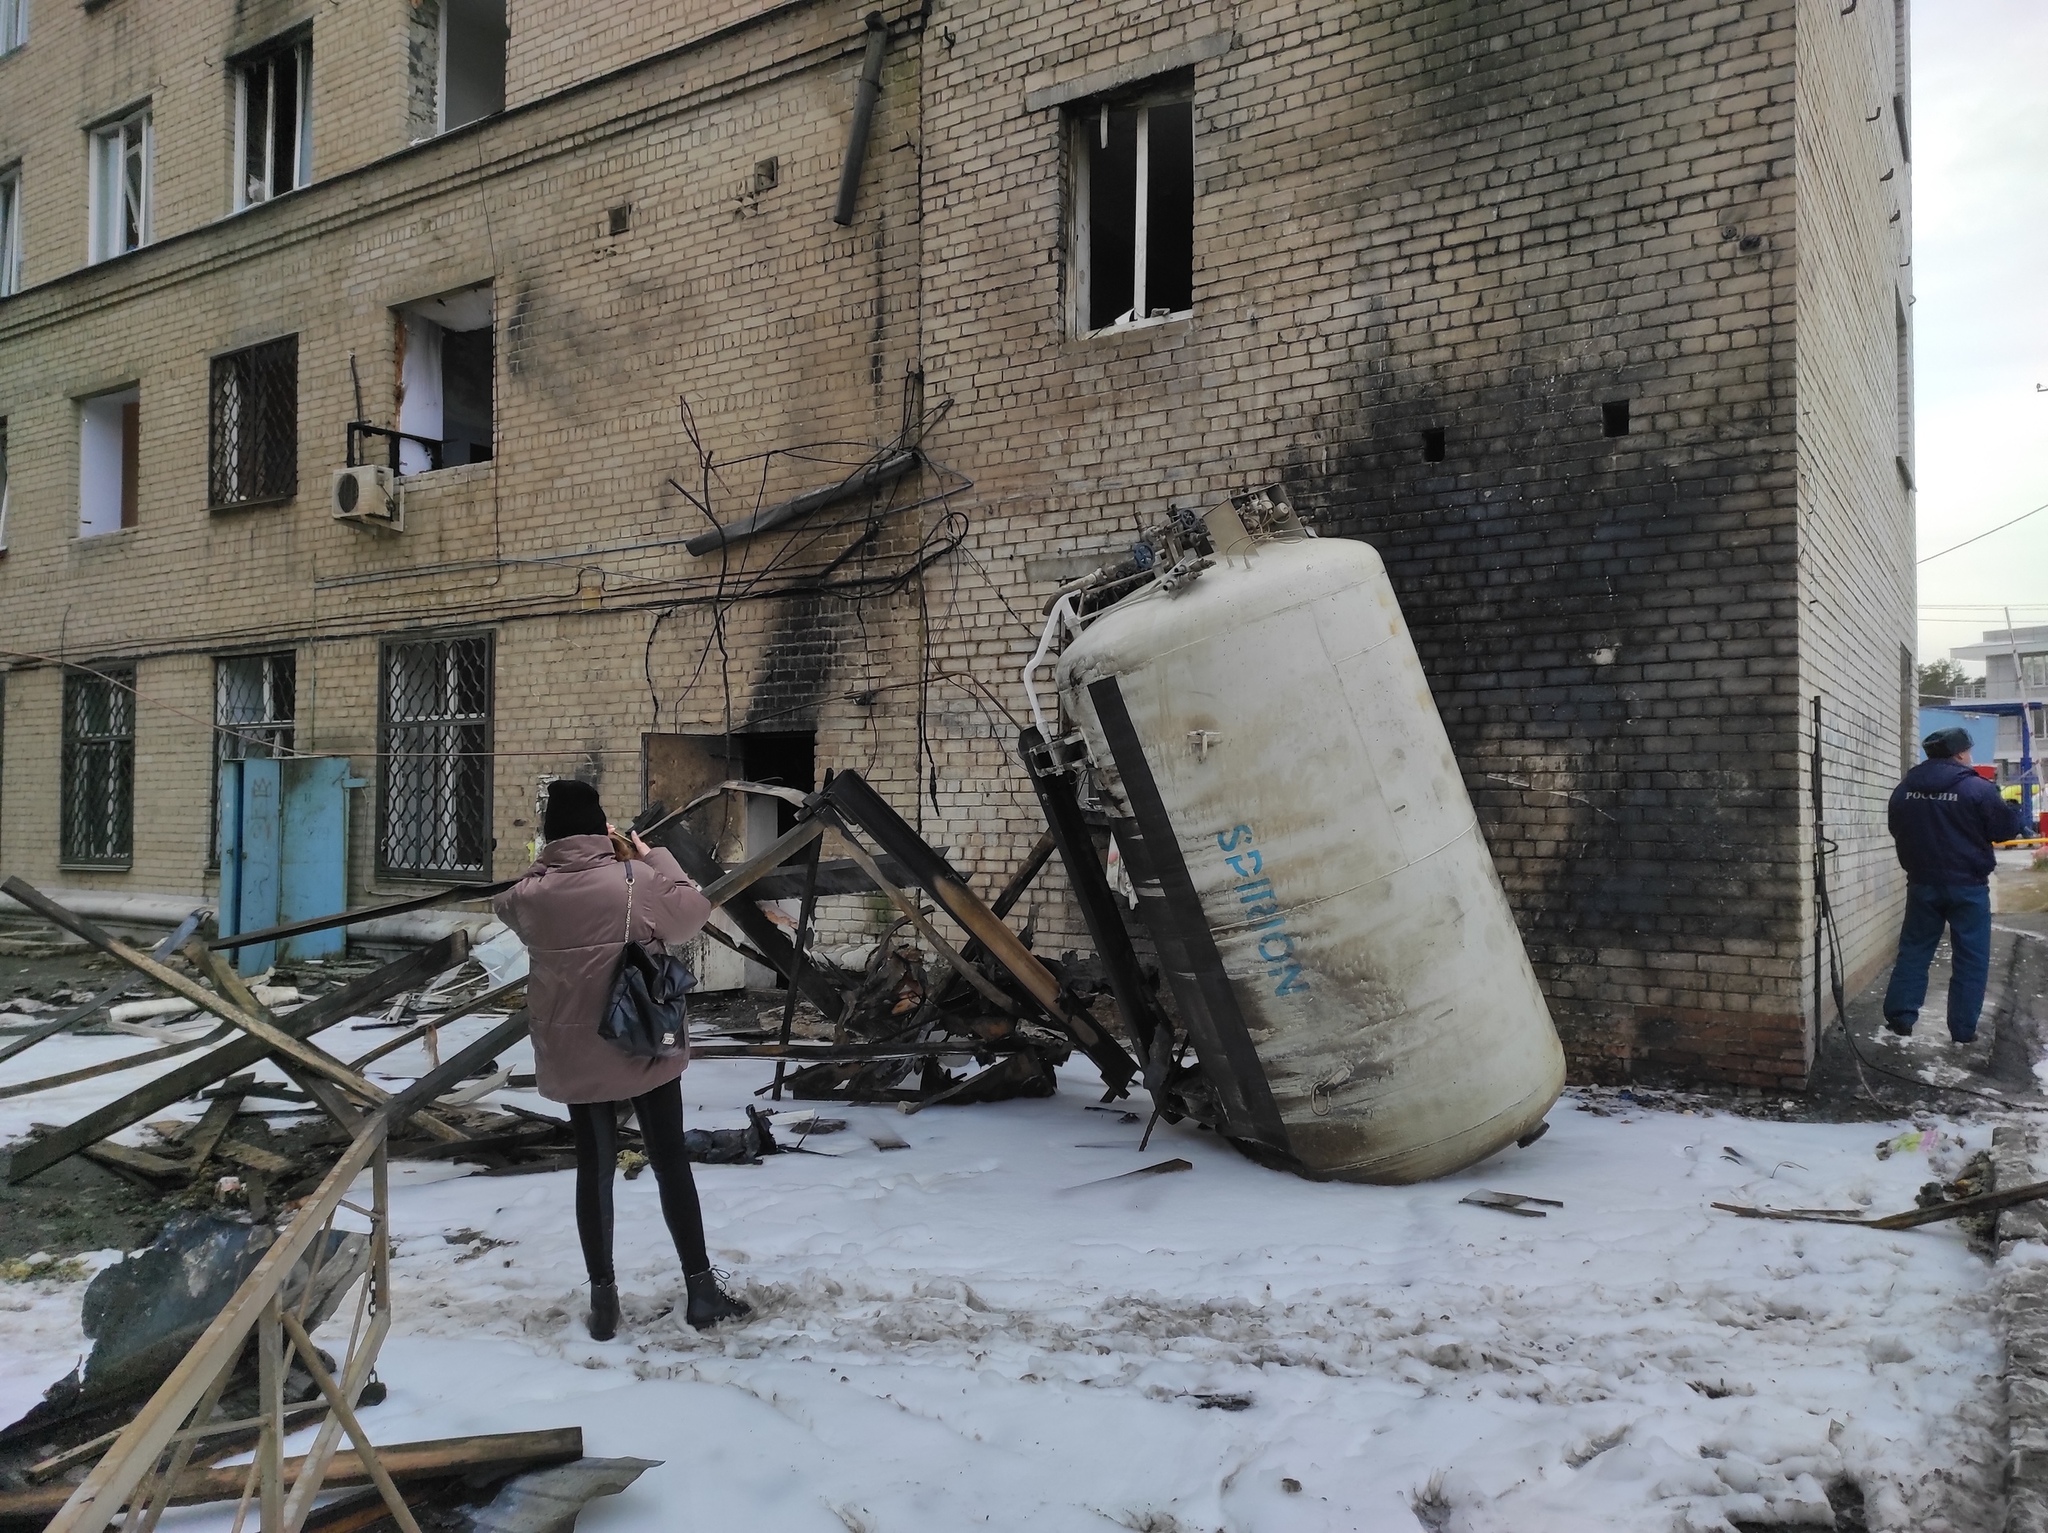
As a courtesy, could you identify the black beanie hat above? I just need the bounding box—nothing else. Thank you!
[542,779,608,841]
[1922,726,1974,759]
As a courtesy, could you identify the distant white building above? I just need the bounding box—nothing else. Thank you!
[1950,625,2048,768]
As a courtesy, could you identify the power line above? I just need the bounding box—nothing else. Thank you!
[1917,499,2048,564]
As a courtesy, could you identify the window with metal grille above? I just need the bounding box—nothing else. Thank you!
[1068,74,1194,334]
[0,168,21,297]
[379,634,492,879]
[212,652,296,865]
[62,665,134,867]
[89,106,151,263]
[210,336,298,507]
[236,36,312,210]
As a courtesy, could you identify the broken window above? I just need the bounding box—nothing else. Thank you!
[0,166,20,296]
[78,385,139,537]
[209,335,298,507]
[0,0,25,55]
[440,0,507,133]
[89,106,151,263]
[235,35,311,210]
[396,285,493,473]
[212,651,296,865]
[1069,74,1194,334]
[62,664,134,868]
[379,633,493,879]
[1895,292,1911,485]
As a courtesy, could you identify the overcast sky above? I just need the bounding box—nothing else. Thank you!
[1910,0,2048,669]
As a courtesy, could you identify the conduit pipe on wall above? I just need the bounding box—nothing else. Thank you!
[832,13,888,226]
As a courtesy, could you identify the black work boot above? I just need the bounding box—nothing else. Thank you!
[684,1268,751,1330]
[588,1280,620,1341]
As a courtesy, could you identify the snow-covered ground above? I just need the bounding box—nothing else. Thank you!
[0,1018,2011,1532]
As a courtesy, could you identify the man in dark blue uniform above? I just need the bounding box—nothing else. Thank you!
[1883,725,2024,1042]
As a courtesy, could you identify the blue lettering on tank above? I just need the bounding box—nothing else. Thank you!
[1212,823,1307,997]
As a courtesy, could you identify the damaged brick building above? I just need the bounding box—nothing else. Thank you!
[0,0,1914,1089]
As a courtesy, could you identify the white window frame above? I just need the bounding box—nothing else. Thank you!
[2023,654,2048,691]
[233,36,312,211]
[88,106,151,263]
[0,0,27,55]
[1068,85,1195,338]
[0,168,21,296]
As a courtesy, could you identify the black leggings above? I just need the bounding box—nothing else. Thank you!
[566,1076,709,1283]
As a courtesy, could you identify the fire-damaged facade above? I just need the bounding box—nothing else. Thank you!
[0,0,1914,1090]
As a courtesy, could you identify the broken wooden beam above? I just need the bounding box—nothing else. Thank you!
[0,908,208,1069]
[206,882,514,954]
[0,1029,234,1102]
[6,932,467,1183]
[1714,1175,2048,1231]
[2,1430,583,1521]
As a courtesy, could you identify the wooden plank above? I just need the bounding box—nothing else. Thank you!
[206,882,515,954]
[12,1430,583,1521]
[346,977,527,1072]
[187,944,378,1139]
[80,1141,188,1184]
[214,1139,299,1177]
[0,883,399,1117]
[7,933,466,1184]
[1712,1175,2048,1232]
[0,1030,231,1102]
[0,908,207,1068]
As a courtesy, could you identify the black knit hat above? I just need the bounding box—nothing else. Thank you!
[1922,726,1974,759]
[542,779,608,840]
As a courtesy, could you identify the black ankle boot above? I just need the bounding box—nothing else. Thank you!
[588,1280,620,1341]
[684,1268,751,1330]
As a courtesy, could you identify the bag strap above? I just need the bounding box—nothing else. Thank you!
[623,860,636,944]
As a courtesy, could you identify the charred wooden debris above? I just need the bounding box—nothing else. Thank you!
[0,766,1149,1213]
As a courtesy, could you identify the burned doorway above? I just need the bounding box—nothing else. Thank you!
[643,730,817,990]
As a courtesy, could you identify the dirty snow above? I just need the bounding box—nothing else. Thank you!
[0,1019,2010,1532]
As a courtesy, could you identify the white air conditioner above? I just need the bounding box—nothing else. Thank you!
[331,466,402,530]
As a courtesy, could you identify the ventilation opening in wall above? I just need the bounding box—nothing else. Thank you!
[1420,428,1446,463]
[1602,400,1631,438]
[607,204,631,236]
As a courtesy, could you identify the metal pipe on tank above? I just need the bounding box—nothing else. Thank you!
[832,14,888,227]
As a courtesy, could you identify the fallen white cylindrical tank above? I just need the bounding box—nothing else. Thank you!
[1055,521,1565,1183]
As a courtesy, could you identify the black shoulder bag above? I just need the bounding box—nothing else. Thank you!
[598,861,696,1059]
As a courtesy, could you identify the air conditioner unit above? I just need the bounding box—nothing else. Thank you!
[331,465,402,530]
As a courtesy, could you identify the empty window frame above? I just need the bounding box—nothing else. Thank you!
[1895,291,1912,484]
[209,335,298,507]
[235,35,312,210]
[1892,0,1910,161]
[211,650,295,864]
[0,0,25,55]
[0,167,20,296]
[395,285,493,473]
[88,106,151,262]
[61,664,134,867]
[440,0,507,133]
[1069,75,1194,334]
[378,633,493,879]
[79,385,138,536]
